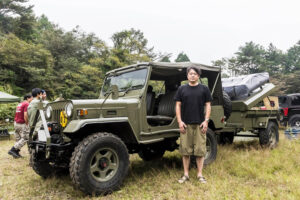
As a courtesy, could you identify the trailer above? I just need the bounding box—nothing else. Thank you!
[217,80,280,148]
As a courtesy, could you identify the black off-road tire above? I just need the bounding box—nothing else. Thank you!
[289,114,300,127]
[217,132,234,145]
[204,128,218,165]
[259,121,279,148]
[223,91,232,120]
[69,132,129,196]
[30,153,54,178]
[138,147,165,161]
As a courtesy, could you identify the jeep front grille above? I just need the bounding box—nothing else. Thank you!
[53,108,64,124]
[47,101,69,131]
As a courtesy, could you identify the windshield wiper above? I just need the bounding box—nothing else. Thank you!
[120,84,144,95]
[121,84,144,92]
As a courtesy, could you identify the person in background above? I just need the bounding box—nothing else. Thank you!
[41,89,49,107]
[8,94,33,158]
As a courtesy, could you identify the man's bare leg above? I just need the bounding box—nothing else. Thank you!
[196,156,204,177]
[182,155,190,176]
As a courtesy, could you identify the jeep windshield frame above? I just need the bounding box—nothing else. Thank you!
[101,67,148,96]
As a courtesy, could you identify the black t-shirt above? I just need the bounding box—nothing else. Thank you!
[174,83,213,124]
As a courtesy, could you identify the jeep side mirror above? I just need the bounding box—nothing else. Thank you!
[111,85,119,100]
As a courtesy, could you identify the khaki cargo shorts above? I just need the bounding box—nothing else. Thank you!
[179,124,206,157]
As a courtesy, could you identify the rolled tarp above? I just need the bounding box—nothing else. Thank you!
[222,72,269,100]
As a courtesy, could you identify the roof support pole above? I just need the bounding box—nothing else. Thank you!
[211,72,220,96]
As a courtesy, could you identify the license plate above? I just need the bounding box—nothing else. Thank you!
[38,130,47,142]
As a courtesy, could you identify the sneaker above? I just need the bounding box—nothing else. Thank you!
[198,176,207,184]
[178,175,189,183]
[8,147,21,158]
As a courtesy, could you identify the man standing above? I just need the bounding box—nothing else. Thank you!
[8,94,33,158]
[27,88,43,136]
[174,66,212,184]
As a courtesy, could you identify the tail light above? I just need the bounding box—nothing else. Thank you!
[283,108,289,116]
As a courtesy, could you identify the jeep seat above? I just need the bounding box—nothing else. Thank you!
[146,86,155,115]
[147,91,176,125]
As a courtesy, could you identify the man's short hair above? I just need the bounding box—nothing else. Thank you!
[187,66,201,76]
[32,88,42,97]
[23,94,32,100]
[41,89,46,94]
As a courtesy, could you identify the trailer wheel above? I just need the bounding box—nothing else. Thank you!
[223,91,232,120]
[259,121,279,148]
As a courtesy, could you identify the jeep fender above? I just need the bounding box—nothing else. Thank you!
[63,117,129,132]
[63,117,138,144]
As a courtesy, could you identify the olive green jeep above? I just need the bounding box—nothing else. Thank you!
[28,62,232,195]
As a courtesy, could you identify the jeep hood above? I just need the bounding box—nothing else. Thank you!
[71,98,139,106]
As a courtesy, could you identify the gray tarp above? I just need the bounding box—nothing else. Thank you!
[222,72,270,100]
[0,91,20,103]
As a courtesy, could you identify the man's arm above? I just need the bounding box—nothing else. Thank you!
[24,111,28,125]
[200,102,211,134]
[204,102,211,121]
[176,101,186,133]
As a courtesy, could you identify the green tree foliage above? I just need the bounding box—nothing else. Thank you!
[269,74,288,95]
[263,43,285,74]
[0,5,156,100]
[0,85,17,121]
[285,70,300,94]
[214,41,291,76]
[0,0,36,41]
[33,18,108,98]
[0,103,17,120]
[0,34,53,95]
[285,41,300,72]
[175,52,190,62]
[109,28,154,68]
[160,56,171,62]
[157,52,172,62]
[234,42,266,74]
[271,71,300,96]
[59,65,103,99]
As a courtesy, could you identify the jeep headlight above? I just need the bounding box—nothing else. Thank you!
[65,103,73,117]
[45,105,52,119]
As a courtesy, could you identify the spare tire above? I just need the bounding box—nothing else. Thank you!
[157,91,176,116]
[223,91,232,120]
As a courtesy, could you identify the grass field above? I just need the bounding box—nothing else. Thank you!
[0,132,300,200]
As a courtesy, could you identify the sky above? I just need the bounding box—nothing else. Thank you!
[30,0,300,65]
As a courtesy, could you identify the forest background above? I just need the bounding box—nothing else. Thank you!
[1,0,300,120]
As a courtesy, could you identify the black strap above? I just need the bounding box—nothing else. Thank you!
[29,109,40,141]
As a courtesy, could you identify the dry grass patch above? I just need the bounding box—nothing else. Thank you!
[1,132,300,200]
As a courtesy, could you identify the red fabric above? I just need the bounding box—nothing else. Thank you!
[14,101,29,124]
